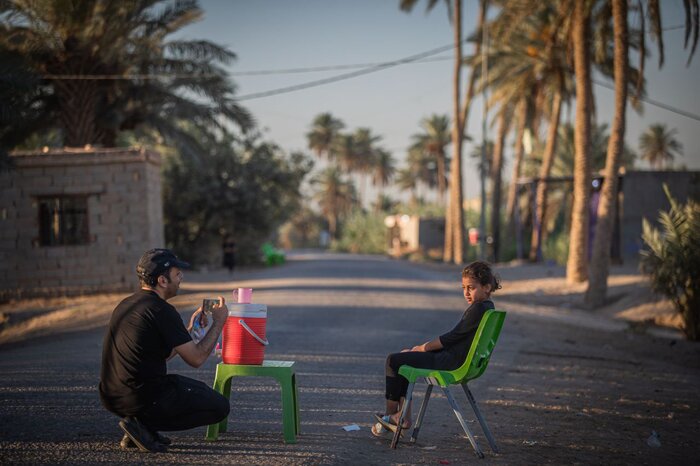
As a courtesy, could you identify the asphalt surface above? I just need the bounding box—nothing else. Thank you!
[0,252,698,465]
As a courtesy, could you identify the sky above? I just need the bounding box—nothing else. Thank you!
[175,0,700,204]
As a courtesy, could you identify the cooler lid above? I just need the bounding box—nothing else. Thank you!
[227,303,267,318]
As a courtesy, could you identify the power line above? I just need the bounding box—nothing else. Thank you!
[235,41,461,101]
[41,73,221,80]
[231,56,452,76]
[32,23,697,119]
[592,78,700,121]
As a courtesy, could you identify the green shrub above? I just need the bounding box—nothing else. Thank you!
[333,210,386,254]
[640,186,700,340]
[542,230,570,266]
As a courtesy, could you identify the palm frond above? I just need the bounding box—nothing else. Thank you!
[165,40,236,63]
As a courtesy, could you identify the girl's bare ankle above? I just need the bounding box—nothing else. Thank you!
[390,413,411,428]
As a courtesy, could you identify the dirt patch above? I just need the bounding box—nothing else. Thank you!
[495,261,682,332]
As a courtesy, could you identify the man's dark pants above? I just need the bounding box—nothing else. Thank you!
[113,375,230,432]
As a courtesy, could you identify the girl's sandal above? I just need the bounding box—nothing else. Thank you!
[373,413,408,437]
[371,418,389,438]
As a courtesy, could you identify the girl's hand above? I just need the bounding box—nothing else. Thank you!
[400,343,427,352]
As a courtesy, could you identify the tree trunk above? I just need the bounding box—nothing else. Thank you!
[56,79,101,146]
[505,98,527,230]
[490,110,509,263]
[444,0,484,264]
[585,0,628,307]
[681,285,699,341]
[437,154,447,205]
[566,0,592,284]
[447,0,464,264]
[529,90,563,262]
[328,213,337,240]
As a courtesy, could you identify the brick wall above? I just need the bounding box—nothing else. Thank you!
[0,148,164,299]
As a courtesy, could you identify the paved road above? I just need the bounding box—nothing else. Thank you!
[1,252,698,465]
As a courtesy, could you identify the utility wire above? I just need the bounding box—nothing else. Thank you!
[592,77,700,121]
[34,23,697,119]
[235,41,461,101]
[232,56,452,75]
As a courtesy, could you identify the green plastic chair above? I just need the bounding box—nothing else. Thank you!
[261,243,286,266]
[391,310,506,458]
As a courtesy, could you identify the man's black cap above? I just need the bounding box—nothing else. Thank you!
[136,248,190,279]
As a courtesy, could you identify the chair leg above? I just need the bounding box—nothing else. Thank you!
[462,384,498,453]
[442,386,484,458]
[410,383,433,444]
[218,375,234,434]
[277,375,297,444]
[391,382,414,449]
[206,369,231,440]
[292,373,300,434]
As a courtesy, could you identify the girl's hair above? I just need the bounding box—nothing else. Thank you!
[462,261,502,292]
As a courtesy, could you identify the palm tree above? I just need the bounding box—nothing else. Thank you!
[406,146,441,192]
[585,0,629,306]
[566,0,593,284]
[312,166,357,239]
[333,133,357,172]
[551,123,636,176]
[586,1,698,307]
[471,12,562,263]
[306,113,345,161]
[0,0,252,151]
[395,167,420,206]
[505,98,530,233]
[352,127,382,206]
[524,121,636,257]
[490,0,658,272]
[483,4,575,262]
[529,88,564,262]
[488,107,511,262]
[448,0,487,264]
[409,114,451,205]
[638,124,684,169]
[470,140,493,180]
[372,148,396,208]
[373,194,399,214]
[401,0,466,264]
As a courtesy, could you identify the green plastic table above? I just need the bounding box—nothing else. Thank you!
[205,360,300,443]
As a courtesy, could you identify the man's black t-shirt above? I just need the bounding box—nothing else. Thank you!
[99,290,191,416]
[435,299,495,369]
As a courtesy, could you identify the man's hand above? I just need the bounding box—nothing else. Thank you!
[210,296,227,324]
[187,296,226,332]
[187,306,205,333]
[175,295,227,368]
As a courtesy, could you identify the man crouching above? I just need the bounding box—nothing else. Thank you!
[99,248,229,453]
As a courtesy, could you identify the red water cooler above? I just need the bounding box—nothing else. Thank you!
[221,303,268,365]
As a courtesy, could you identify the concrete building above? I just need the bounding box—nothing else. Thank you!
[517,169,700,263]
[0,147,164,300]
[618,170,700,261]
[385,215,445,258]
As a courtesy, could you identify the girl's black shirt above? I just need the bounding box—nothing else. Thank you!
[435,299,495,370]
